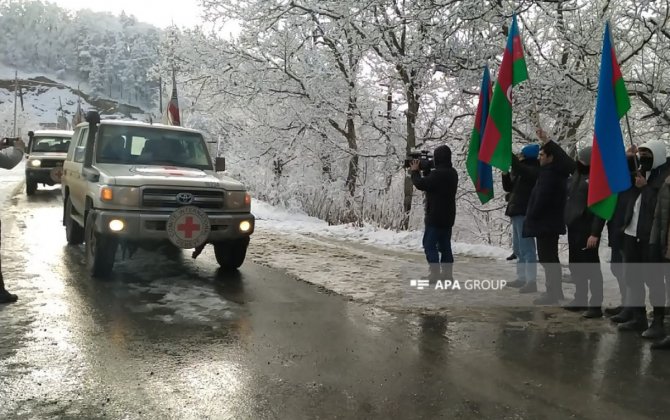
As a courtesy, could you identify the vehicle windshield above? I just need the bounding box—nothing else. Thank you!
[31,136,71,153]
[95,125,212,170]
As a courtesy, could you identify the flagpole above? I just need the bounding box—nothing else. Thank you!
[159,76,163,114]
[13,70,18,137]
[624,113,641,176]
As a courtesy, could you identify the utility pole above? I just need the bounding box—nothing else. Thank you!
[13,70,18,137]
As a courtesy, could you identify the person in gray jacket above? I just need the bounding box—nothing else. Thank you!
[0,137,26,304]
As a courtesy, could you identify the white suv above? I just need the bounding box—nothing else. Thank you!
[25,129,73,195]
[61,111,254,277]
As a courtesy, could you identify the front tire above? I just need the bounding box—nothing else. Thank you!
[214,237,249,270]
[85,211,118,278]
[26,180,37,195]
[64,197,84,245]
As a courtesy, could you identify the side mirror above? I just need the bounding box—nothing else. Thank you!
[215,157,226,172]
[74,146,86,162]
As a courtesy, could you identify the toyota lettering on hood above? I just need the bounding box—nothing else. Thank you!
[94,163,247,190]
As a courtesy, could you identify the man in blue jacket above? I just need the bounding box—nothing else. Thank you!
[0,137,26,304]
[410,145,459,280]
[502,144,540,293]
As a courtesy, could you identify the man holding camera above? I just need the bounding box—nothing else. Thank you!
[410,145,458,280]
[0,137,26,304]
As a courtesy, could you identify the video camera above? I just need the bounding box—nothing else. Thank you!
[0,137,18,149]
[404,150,434,171]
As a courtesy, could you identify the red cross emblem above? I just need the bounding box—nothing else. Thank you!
[177,216,201,238]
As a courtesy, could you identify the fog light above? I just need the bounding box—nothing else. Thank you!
[109,219,125,232]
[239,220,251,232]
[30,159,41,167]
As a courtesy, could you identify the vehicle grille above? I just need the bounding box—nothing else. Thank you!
[141,188,224,209]
[40,160,64,168]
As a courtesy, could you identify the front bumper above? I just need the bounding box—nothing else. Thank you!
[26,167,62,185]
[92,209,255,242]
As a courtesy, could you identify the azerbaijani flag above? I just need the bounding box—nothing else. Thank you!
[466,66,494,204]
[587,22,632,220]
[478,14,528,172]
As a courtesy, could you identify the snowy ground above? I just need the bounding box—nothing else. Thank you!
[250,200,511,260]
[0,159,24,203]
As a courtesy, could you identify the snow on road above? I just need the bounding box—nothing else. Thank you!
[0,160,24,203]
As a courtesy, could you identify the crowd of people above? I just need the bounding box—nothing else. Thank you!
[410,129,670,351]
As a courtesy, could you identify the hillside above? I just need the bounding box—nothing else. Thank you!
[0,74,149,137]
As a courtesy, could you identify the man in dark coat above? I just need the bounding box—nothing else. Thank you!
[523,129,576,305]
[410,145,459,280]
[615,140,670,339]
[0,138,26,303]
[502,144,540,293]
[563,146,606,318]
[605,184,636,317]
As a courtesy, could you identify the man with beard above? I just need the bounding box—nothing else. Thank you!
[523,129,576,305]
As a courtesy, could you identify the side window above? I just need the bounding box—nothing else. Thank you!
[66,129,81,161]
[74,128,88,163]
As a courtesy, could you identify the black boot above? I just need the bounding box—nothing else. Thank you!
[508,279,526,288]
[651,336,670,350]
[562,299,588,312]
[583,307,603,319]
[440,263,453,281]
[0,289,18,304]
[604,306,623,317]
[519,282,537,293]
[618,308,649,332]
[506,253,517,261]
[642,307,666,340]
[427,265,441,282]
[611,307,633,324]
[533,293,559,305]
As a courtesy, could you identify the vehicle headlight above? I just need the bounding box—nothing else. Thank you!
[30,159,41,167]
[226,191,251,209]
[99,185,141,205]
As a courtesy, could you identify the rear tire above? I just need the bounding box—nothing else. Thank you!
[26,180,37,195]
[64,197,84,245]
[214,237,249,270]
[85,211,118,278]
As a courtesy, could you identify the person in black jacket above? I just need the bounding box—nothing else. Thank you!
[0,138,26,304]
[523,129,576,305]
[410,145,459,280]
[563,146,606,318]
[614,140,670,339]
[605,184,636,317]
[502,144,540,293]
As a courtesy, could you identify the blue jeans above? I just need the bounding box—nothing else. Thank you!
[511,215,537,283]
[423,225,453,264]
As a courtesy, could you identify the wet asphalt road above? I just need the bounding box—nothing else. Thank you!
[1,185,669,419]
